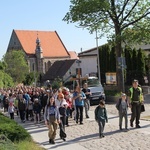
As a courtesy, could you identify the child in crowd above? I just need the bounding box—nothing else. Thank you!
[28,100,34,121]
[8,102,15,119]
[95,100,108,138]
[116,93,129,131]
[33,98,41,124]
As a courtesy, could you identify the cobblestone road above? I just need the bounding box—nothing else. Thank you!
[1,96,150,150]
[62,103,150,150]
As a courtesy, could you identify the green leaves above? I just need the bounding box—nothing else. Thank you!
[4,50,29,83]
[64,0,150,42]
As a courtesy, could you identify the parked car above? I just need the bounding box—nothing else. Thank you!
[83,76,105,105]
[64,76,105,105]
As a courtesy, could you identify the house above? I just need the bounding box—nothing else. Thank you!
[7,30,77,74]
[78,43,150,78]
[78,47,99,77]
[42,59,79,83]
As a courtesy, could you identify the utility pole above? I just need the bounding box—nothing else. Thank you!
[96,30,101,83]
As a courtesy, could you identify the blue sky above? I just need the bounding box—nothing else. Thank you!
[0,0,107,60]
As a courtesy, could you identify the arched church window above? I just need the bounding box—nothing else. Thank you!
[48,61,51,69]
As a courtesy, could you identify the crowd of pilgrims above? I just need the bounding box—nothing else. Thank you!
[0,84,91,144]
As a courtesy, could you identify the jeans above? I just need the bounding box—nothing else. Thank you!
[97,119,105,136]
[84,99,90,117]
[76,105,83,123]
[119,111,128,129]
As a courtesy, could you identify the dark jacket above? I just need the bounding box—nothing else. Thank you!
[18,99,26,111]
[116,98,128,114]
[33,102,42,114]
[95,105,108,122]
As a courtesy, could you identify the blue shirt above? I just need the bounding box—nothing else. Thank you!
[73,91,85,106]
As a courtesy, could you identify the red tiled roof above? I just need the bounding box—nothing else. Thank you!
[14,30,70,57]
[68,51,79,59]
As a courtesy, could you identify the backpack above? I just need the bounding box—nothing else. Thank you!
[59,107,66,116]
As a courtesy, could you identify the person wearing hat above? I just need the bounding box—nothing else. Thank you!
[116,93,129,131]
[94,100,108,138]
[128,79,144,128]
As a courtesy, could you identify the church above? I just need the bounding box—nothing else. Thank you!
[7,30,78,75]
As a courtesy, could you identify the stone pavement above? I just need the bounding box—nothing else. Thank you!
[1,95,150,150]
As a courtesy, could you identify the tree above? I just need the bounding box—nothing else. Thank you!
[63,0,150,91]
[124,46,133,85]
[4,50,29,83]
[137,48,146,84]
[132,48,138,79]
[0,60,14,88]
[99,44,110,84]
[109,46,116,72]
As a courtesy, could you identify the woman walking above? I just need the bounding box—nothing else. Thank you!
[44,96,60,144]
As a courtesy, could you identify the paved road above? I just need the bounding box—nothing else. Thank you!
[1,95,150,150]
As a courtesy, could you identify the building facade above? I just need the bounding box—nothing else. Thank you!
[7,30,71,74]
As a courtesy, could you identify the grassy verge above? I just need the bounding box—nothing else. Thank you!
[0,113,45,150]
[15,140,45,150]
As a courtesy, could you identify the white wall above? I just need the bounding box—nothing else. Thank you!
[80,56,97,77]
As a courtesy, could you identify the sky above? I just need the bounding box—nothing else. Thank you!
[0,0,107,60]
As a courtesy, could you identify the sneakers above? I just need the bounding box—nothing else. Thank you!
[99,134,105,138]
[130,121,133,127]
[51,140,55,144]
[136,125,141,128]
[125,128,129,132]
[49,139,52,143]
[80,122,83,125]
[86,115,89,118]
[49,139,55,144]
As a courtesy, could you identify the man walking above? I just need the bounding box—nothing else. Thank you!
[128,79,144,128]
[82,83,91,118]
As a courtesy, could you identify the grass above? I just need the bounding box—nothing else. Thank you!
[15,140,45,150]
[0,112,46,150]
[141,115,150,120]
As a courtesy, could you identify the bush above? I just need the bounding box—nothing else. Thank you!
[105,90,121,97]
[0,134,17,150]
[0,113,31,142]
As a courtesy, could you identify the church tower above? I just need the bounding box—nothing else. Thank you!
[35,34,43,73]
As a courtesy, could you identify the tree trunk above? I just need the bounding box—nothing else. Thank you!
[115,26,124,92]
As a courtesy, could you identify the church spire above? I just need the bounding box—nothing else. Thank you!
[35,32,43,54]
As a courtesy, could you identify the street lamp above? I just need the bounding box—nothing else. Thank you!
[96,30,101,83]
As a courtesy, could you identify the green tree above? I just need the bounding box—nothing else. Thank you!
[63,0,150,91]
[137,48,146,84]
[124,46,132,85]
[99,44,110,83]
[132,48,138,79]
[52,77,63,89]
[0,60,14,88]
[0,60,7,70]
[23,72,35,85]
[4,50,29,83]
